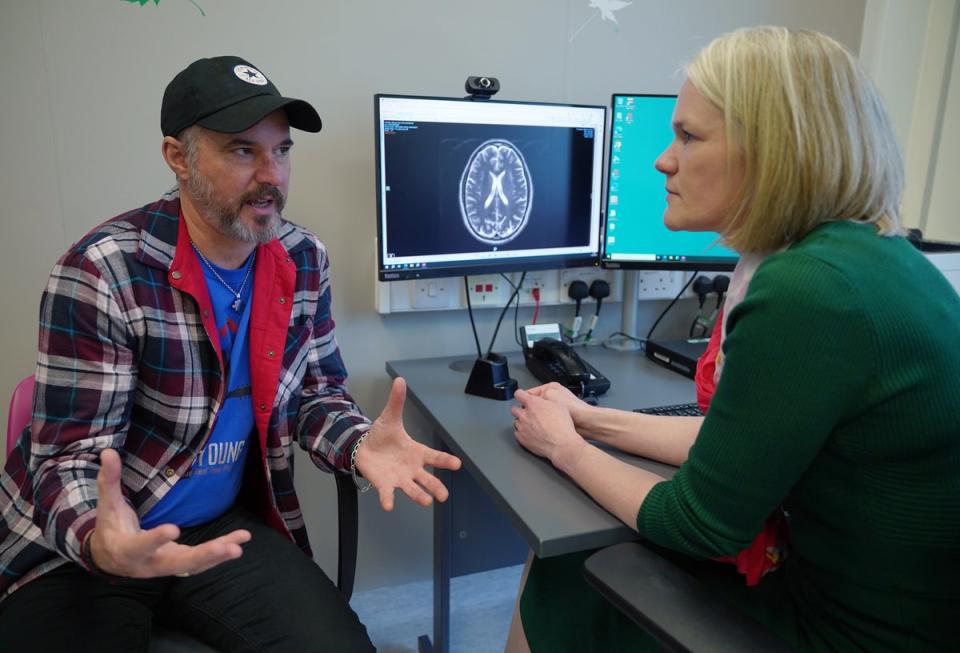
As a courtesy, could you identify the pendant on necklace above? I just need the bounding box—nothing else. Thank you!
[232,297,243,312]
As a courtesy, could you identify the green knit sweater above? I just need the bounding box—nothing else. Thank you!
[521,222,960,652]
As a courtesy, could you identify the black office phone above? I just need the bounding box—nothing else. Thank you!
[520,324,611,397]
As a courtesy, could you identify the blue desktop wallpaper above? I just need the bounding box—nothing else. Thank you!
[605,95,737,264]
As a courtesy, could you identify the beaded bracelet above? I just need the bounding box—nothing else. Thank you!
[350,431,373,493]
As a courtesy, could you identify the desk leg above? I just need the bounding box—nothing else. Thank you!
[433,439,452,653]
[418,434,452,653]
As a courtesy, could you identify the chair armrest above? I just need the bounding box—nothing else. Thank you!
[583,542,793,653]
[333,470,358,601]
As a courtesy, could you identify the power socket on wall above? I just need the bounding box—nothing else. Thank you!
[410,279,454,310]
[375,267,698,313]
[558,269,620,304]
[636,270,686,299]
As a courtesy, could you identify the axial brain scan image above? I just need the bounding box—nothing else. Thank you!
[459,139,533,245]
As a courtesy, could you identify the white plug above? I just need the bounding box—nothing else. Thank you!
[570,315,583,338]
[586,314,599,334]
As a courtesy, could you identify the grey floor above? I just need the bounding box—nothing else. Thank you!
[351,564,524,653]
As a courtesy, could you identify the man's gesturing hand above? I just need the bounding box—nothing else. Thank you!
[88,448,251,578]
[355,377,462,511]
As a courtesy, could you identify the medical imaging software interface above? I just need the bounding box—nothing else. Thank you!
[376,95,606,280]
[602,94,737,268]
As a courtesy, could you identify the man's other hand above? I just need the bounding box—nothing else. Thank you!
[356,377,462,511]
[88,449,251,578]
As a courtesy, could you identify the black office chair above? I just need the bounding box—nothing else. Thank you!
[7,375,359,653]
[582,541,794,653]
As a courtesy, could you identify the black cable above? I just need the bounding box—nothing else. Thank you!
[687,275,713,339]
[512,290,522,346]
[566,280,590,341]
[584,280,611,341]
[689,314,708,339]
[605,331,644,344]
[486,271,524,358]
[500,273,524,347]
[463,276,483,358]
[645,270,700,342]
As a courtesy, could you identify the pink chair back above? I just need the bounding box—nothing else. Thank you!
[6,376,35,456]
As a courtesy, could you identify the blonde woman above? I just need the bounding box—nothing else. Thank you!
[510,26,960,652]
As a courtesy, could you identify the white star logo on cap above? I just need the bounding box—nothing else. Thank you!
[233,65,268,86]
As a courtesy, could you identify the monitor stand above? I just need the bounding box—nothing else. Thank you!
[606,270,643,351]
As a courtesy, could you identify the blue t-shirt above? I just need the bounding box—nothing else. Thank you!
[142,251,256,528]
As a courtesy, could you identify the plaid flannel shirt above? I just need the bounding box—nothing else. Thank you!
[0,191,371,599]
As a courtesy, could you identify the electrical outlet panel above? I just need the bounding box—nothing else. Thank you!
[516,270,562,306]
[374,265,699,313]
[558,269,622,305]
[636,270,687,299]
[465,275,509,307]
[411,279,454,310]
[517,273,545,306]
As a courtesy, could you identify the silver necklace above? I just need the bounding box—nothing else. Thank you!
[190,240,256,312]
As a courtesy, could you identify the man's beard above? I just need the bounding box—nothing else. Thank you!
[185,168,285,245]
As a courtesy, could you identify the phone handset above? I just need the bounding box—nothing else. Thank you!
[520,323,611,397]
[532,338,591,386]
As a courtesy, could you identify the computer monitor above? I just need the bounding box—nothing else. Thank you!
[601,93,738,272]
[375,94,606,281]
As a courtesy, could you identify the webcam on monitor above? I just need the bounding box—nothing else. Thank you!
[464,76,500,99]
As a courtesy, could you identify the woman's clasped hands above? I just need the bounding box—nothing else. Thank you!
[511,382,591,474]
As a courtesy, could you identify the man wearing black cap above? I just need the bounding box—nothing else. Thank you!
[0,56,460,651]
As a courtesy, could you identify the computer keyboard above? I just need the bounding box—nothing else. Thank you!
[633,402,703,417]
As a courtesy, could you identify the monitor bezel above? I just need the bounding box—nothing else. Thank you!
[374,93,607,282]
[599,92,738,273]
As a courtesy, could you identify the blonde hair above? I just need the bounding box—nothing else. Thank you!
[686,26,904,253]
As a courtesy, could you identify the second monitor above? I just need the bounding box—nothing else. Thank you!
[602,93,738,272]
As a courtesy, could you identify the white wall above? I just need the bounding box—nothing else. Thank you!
[924,5,960,240]
[860,0,960,239]
[0,0,869,591]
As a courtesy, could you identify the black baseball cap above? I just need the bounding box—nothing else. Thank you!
[161,56,322,137]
